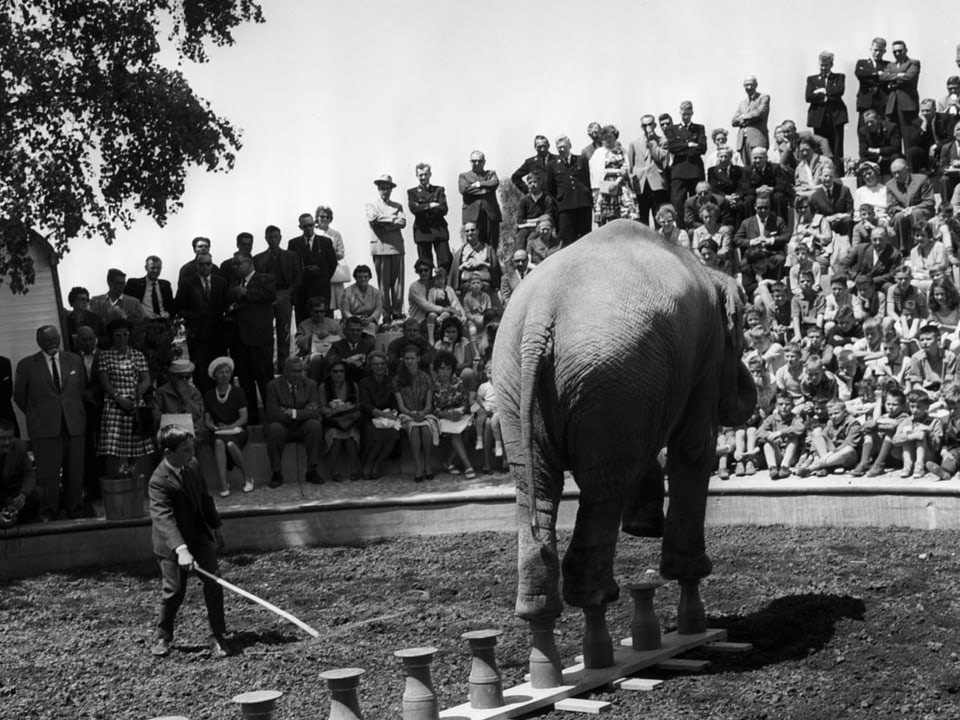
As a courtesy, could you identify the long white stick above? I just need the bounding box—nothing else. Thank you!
[194,566,320,638]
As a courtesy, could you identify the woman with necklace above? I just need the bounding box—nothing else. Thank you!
[340,264,383,336]
[202,357,253,497]
[320,360,362,481]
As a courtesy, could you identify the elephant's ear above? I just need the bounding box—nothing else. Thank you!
[713,271,757,426]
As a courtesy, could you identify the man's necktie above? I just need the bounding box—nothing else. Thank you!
[151,283,161,316]
[202,278,210,299]
[241,277,247,289]
[51,356,61,391]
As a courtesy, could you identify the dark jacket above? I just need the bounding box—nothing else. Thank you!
[149,458,221,558]
[406,184,450,244]
[547,155,592,211]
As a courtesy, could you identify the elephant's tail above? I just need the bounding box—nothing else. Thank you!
[519,318,554,535]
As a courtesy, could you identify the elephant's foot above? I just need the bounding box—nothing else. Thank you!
[621,500,664,538]
[676,581,706,635]
[562,577,620,610]
[659,548,713,583]
[515,589,563,620]
[528,616,563,688]
[581,604,615,669]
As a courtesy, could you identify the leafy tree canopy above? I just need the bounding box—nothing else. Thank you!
[0,0,264,293]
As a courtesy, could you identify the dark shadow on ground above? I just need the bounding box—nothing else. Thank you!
[674,593,866,673]
[228,629,301,652]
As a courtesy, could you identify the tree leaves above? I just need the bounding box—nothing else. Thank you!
[0,0,263,293]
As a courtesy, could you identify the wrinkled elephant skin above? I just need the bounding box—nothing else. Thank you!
[492,220,757,620]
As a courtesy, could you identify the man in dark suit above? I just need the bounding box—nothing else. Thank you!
[886,158,935,254]
[664,101,707,219]
[148,425,231,658]
[323,316,376,386]
[806,51,849,160]
[0,355,18,437]
[175,252,229,393]
[227,253,277,424]
[511,135,559,195]
[683,181,733,229]
[124,255,175,323]
[837,226,902,295]
[708,147,745,226]
[74,325,102,509]
[407,163,451,273]
[738,147,793,220]
[253,225,302,374]
[809,165,855,238]
[287,213,337,325]
[855,38,889,128]
[13,325,86,519]
[938,123,960,209]
[905,98,953,175]
[858,109,903,175]
[219,233,254,278]
[458,151,502,250]
[90,268,144,337]
[733,192,789,278]
[547,135,593,246]
[880,40,921,149]
[177,236,223,289]
[0,419,37,522]
[264,357,324,488]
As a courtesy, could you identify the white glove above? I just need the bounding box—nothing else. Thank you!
[176,547,195,570]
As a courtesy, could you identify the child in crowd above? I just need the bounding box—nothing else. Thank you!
[892,389,941,478]
[774,342,805,399]
[802,325,835,370]
[824,305,861,349]
[733,355,775,475]
[851,272,883,322]
[852,203,882,245]
[795,395,831,469]
[765,281,793,344]
[462,276,493,338]
[931,202,960,270]
[835,347,865,401]
[852,316,885,362]
[792,269,824,341]
[795,398,862,476]
[473,361,504,472]
[744,305,768,332]
[425,267,460,344]
[894,299,921,355]
[757,392,806,479]
[744,326,786,375]
[715,426,736,480]
[859,386,909,476]
[865,340,908,389]
[788,244,822,298]
[822,274,853,334]
[905,323,956,396]
[799,355,839,403]
[926,383,960,481]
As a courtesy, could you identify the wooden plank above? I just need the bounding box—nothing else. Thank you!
[554,698,611,714]
[702,641,753,653]
[439,628,725,720]
[620,628,727,647]
[612,677,663,692]
[656,658,710,672]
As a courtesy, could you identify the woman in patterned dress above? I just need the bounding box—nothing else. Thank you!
[97,318,154,483]
[592,125,638,226]
[393,344,437,482]
[432,350,476,479]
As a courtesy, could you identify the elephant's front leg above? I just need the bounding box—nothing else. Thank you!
[561,494,623,608]
[515,456,565,620]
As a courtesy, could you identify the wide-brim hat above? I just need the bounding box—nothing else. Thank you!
[169,359,195,376]
[374,174,396,188]
[207,356,234,379]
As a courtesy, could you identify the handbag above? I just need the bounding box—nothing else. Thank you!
[599,178,620,197]
[331,260,351,284]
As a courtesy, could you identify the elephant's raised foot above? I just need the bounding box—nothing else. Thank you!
[677,581,706,635]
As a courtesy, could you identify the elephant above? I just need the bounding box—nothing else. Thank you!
[492,219,757,639]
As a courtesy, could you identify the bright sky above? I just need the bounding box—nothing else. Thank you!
[57,0,959,297]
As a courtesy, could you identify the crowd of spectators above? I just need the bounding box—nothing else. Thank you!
[5,38,960,524]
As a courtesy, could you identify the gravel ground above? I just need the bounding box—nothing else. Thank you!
[2,526,959,719]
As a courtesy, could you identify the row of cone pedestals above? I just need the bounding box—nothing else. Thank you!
[151,579,699,720]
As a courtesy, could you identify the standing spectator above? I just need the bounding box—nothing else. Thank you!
[665,100,707,219]
[0,418,37,522]
[264,357,324,488]
[592,124,636,226]
[63,286,105,351]
[511,135,558,194]
[357,351,400,480]
[14,325,86,520]
[227,253,277,424]
[125,255,174,324]
[253,225,301,374]
[806,51,848,160]
[340,264,383,337]
[177,236,222,289]
[581,122,602,161]
[547,135,593,246]
[880,40,921,150]
[219,232,254,278]
[175,252,228,394]
[0,355,19,437]
[97,318,154,487]
[855,38,889,128]
[627,114,670,226]
[407,163,451,273]
[90,268,144,332]
[458,151,502,250]
[148,425,232,659]
[288,212,337,325]
[75,326,102,508]
[202,357,253,498]
[731,75,771,166]
[315,205,347,310]
[886,158,935,255]
[366,174,407,321]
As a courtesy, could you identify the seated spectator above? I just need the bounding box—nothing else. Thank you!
[800,354,840,402]
[325,316,376,387]
[892,299,921,355]
[887,158,936,255]
[925,382,960,480]
[860,386,909,476]
[808,164,854,243]
[929,277,960,349]
[740,248,781,305]
[851,316,885,361]
[792,270,825,341]
[264,357,324,488]
[823,275,853,336]
[738,146,794,221]
[938,123,960,210]
[319,360,361,482]
[0,418,39,524]
[424,266,466,344]
[707,146,744,226]
[734,191,789,279]
[500,248,534,307]
[683,181,732,229]
[906,323,957,396]
[792,135,827,198]
[732,355,774,476]
[515,171,558,244]
[357,352,400,480]
[691,202,737,275]
[853,161,889,223]
[905,98,948,175]
[851,272,884,322]
[655,204,690,248]
[526,215,561,265]
[462,276,493,338]
[840,227,902,297]
[295,297,341,383]
[408,259,448,335]
[202,357,253,498]
[930,203,960,272]
[887,265,929,322]
[763,281,794,343]
[695,237,721,271]
[340,264,383,337]
[744,326,786,375]
[824,305,860,350]
[858,109,901,176]
[387,318,433,374]
[865,339,909,390]
[908,222,947,293]
[795,398,862,476]
[790,197,832,274]
[153,359,207,444]
[394,344,438,482]
[891,389,941,478]
[450,222,502,299]
[474,360,505,473]
[774,342,805,399]
[433,316,479,389]
[834,347,865,401]
[852,203,883,245]
[432,351,475,479]
[758,392,806,478]
[705,127,741,169]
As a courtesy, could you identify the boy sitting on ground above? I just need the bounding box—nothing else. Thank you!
[757,392,806,479]
[795,398,863,477]
[860,385,909,476]
[891,389,942,479]
[926,382,960,481]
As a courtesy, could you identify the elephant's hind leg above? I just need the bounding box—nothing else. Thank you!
[561,482,623,609]
[515,452,565,620]
[621,458,666,538]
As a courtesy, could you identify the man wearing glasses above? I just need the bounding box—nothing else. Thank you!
[627,114,670,226]
[288,212,337,325]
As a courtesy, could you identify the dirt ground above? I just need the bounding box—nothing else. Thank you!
[2,525,959,719]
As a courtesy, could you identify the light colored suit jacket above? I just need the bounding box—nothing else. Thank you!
[733,93,771,151]
[89,293,144,327]
[627,135,669,192]
[886,174,935,218]
[13,351,86,439]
